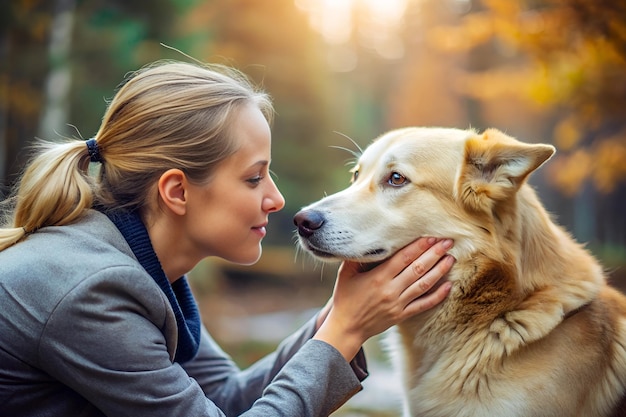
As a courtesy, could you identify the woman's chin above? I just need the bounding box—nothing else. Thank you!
[230,247,262,266]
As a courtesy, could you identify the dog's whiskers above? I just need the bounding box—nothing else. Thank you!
[332,131,363,155]
[292,233,328,282]
[330,131,363,166]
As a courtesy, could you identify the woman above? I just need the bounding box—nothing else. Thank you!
[0,60,454,416]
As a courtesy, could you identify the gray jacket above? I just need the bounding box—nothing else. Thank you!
[0,210,366,416]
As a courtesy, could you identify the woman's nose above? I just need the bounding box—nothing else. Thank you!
[264,179,285,213]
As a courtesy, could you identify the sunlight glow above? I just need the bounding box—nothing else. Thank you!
[295,0,409,71]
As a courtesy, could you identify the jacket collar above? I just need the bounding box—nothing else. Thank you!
[103,209,201,363]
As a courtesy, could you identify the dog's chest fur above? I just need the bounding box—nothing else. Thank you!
[390,256,626,417]
[392,259,521,392]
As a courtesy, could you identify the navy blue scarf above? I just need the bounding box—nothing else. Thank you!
[104,209,201,363]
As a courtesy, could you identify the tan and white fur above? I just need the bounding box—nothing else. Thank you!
[293,127,626,417]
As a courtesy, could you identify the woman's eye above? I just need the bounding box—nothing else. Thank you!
[388,172,407,186]
[247,175,264,185]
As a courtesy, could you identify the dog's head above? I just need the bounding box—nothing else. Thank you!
[294,127,555,265]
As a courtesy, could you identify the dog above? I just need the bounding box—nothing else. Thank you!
[293,127,626,417]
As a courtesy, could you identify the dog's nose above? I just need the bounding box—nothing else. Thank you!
[293,209,325,238]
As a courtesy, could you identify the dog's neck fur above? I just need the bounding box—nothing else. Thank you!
[391,183,611,416]
[514,186,605,308]
[396,183,607,378]
[447,183,606,318]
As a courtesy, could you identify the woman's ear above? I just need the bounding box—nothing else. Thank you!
[157,169,188,215]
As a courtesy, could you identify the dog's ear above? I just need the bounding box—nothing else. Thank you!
[457,128,555,213]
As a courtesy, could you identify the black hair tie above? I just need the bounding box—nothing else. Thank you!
[85,138,103,163]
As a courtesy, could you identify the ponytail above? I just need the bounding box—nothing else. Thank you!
[0,140,96,251]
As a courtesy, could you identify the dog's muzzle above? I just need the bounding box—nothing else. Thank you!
[294,208,389,262]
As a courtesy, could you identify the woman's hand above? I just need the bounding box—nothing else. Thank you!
[313,237,455,361]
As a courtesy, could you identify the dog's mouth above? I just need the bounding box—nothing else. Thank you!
[300,239,388,263]
[363,248,386,257]
[305,246,337,259]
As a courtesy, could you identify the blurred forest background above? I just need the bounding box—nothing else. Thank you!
[2,0,626,415]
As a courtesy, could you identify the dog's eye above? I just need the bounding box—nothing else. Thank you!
[388,172,407,186]
[351,170,359,182]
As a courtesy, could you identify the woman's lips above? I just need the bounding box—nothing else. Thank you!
[252,224,267,238]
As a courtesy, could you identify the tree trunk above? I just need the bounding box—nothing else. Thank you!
[38,0,76,141]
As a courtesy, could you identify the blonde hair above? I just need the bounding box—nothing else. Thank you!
[0,60,273,251]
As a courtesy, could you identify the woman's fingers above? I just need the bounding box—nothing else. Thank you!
[403,279,453,318]
[382,237,440,276]
[401,254,455,315]
[395,239,454,291]
[390,239,455,318]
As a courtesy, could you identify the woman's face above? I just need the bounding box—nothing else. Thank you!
[184,103,285,265]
